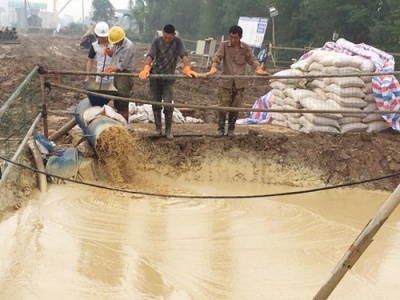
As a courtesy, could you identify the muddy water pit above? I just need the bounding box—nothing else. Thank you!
[0,128,399,299]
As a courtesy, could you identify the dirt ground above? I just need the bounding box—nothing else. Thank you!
[2,33,400,193]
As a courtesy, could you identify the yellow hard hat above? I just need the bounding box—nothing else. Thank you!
[108,26,125,44]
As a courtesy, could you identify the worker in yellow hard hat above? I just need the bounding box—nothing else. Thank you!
[102,26,135,122]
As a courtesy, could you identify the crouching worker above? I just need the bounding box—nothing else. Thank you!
[138,24,198,140]
[102,26,135,122]
[206,25,270,137]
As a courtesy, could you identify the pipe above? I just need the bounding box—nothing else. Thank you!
[87,115,123,148]
[41,68,400,78]
[27,139,47,193]
[51,83,397,115]
[74,98,93,136]
[48,118,77,142]
[39,73,49,137]
[0,66,39,120]
[74,98,124,149]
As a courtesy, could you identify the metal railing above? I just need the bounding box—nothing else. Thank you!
[0,66,41,209]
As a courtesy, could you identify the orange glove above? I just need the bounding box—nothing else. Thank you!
[104,67,114,73]
[103,48,112,56]
[182,66,199,78]
[205,67,218,76]
[139,65,151,80]
[255,67,271,76]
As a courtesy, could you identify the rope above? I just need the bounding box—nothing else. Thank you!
[0,155,398,199]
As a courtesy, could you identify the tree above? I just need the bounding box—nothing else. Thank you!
[164,0,203,39]
[125,0,400,63]
[91,0,117,25]
[130,0,147,33]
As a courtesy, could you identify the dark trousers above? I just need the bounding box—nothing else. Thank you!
[114,70,133,120]
[149,78,174,115]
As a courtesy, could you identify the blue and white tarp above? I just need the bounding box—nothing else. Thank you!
[238,38,400,130]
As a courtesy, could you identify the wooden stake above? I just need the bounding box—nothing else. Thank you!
[313,184,400,299]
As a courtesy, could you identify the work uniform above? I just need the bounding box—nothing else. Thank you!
[110,37,135,116]
[147,36,188,115]
[212,40,261,134]
[88,41,113,84]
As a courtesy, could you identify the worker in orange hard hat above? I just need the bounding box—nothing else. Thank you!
[102,26,135,122]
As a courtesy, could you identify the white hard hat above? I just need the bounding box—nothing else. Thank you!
[94,22,109,37]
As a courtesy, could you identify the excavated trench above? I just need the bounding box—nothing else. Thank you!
[1,124,400,299]
[1,131,400,299]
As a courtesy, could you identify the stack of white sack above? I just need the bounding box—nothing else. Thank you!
[269,49,390,133]
[269,68,304,130]
[128,103,204,124]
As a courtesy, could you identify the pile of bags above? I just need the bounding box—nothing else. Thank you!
[270,48,389,133]
[240,38,400,134]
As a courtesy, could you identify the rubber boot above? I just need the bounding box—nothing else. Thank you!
[227,112,238,136]
[165,111,174,140]
[153,110,162,136]
[215,112,226,137]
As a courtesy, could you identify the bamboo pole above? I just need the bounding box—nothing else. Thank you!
[27,139,47,193]
[49,82,400,115]
[313,184,400,299]
[48,118,77,142]
[39,73,49,138]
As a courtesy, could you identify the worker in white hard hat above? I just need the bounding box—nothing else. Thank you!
[102,26,135,122]
[84,21,113,84]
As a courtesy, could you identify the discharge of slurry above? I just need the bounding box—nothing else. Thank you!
[95,126,140,184]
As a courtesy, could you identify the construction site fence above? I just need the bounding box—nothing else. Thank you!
[2,67,400,209]
[0,66,41,209]
[183,38,400,72]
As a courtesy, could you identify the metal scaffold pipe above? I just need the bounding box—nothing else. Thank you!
[48,82,400,115]
[0,66,39,120]
[0,113,42,188]
[39,68,400,79]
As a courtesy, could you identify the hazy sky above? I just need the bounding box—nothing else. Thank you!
[52,0,130,19]
[0,0,130,19]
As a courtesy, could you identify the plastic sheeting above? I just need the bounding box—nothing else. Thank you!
[238,38,400,131]
[46,149,81,183]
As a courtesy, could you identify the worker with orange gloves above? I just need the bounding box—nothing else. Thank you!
[102,26,135,122]
[206,25,270,137]
[138,24,198,140]
[85,21,113,84]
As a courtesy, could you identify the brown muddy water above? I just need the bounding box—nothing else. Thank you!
[0,180,399,300]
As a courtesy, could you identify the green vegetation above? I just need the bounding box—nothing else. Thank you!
[91,0,118,25]
[91,0,400,65]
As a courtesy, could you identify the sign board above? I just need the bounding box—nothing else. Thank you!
[238,17,268,48]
